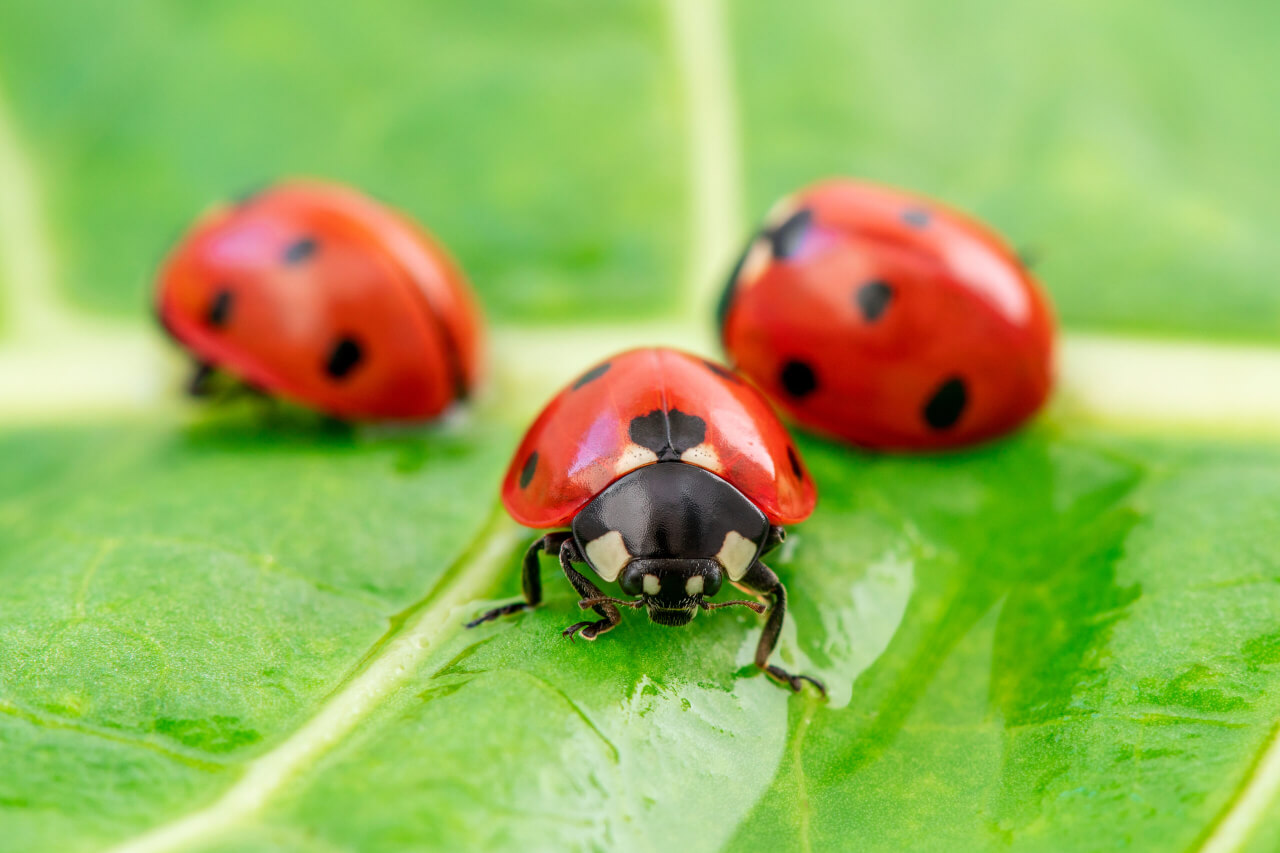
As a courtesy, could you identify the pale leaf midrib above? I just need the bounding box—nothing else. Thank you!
[1196,719,1280,853]
[104,508,523,853]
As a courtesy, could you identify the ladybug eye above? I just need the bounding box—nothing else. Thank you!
[854,280,893,322]
[324,336,364,379]
[205,288,234,327]
[283,237,318,264]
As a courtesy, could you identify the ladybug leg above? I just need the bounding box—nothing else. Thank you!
[185,362,270,406]
[187,361,216,397]
[558,539,622,642]
[465,532,571,628]
[760,525,787,557]
[739,561,825,696]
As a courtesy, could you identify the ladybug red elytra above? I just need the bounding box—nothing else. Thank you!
[156,180,483,420]
[469,347,822,693]
[719,178,1055,450]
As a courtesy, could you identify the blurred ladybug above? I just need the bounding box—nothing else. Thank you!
[719,179,1055,450]
[469,348,822,693]
[156,180,483,420]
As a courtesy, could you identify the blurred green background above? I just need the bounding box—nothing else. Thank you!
[2,2,1280,853]
[1,0,1277,337]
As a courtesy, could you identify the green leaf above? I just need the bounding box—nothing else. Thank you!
[2,0,1280,851]
[7,427,1280,851]
[0,0,687,323]
[734,435,1280,851]
[0,417,512,849]
[733,0,1280,342]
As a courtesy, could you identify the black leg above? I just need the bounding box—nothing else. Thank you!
[557,538,622,642]
[187,361,216,397]
[186,362,269,405]
[738,561,825,695]
[761,525,787,557]
[465,532,571,628]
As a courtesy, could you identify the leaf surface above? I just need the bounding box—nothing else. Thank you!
[1,2,1279,852]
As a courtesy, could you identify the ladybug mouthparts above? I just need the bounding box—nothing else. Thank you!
[647,605,699,627]
[618,558,722,626]
[608,558,765,627]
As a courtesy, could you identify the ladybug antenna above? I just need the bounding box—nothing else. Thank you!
[699,599,767,615]
[576,595,644,610]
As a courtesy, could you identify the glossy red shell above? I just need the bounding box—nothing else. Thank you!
[156,180,483,420]
[501,348,817,529]
[720,179,1056,450]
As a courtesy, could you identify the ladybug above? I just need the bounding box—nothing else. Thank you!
[156,180,483,420]
[468,347,823,693]
[719,178,1055,450]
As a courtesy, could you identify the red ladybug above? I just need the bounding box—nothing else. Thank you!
[719,179,1055,450]
[469,347,822,693]
[156,180,483,420]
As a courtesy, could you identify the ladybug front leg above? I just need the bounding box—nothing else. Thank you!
[557,538,622,642]
[738,561,825,695]
[187,361,216,397]
[465,531,571,628]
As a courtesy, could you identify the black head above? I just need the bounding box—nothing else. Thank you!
[617,558,723,626]
[572,462,769,626]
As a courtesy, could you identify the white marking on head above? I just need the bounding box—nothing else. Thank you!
[680,442,721,472]
[716,530,758,582]
[615,444,660,475]
[585,530,631,582]
[685,575,705,596]
[643,574,661,596]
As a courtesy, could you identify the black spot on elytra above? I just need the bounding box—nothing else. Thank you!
[780,360,818,398]
[855,280,893,322]
[519,452,539,488]
[572,362,611,390]
[787,446,804,479]
[923,376,967,429]
[769,209,813,259]
[703,360,742,383]
[283,237,318,264]
[205,289,234,327]
[629,409,707,461]
[902,208,931,228]
[325,337,363,380]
